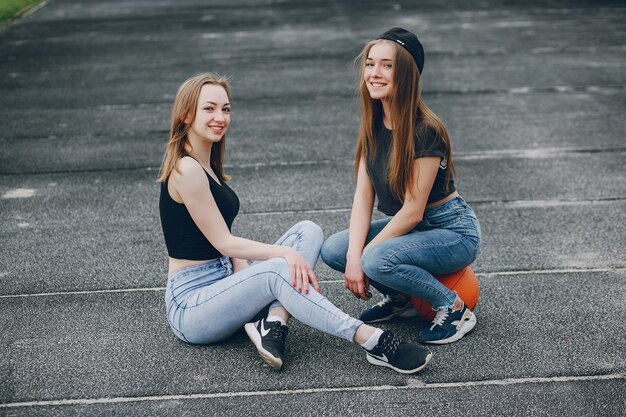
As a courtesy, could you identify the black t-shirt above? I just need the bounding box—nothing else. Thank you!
[366,123,456,216]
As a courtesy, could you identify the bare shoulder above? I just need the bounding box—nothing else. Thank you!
[176,156,204,176]
[169,157,209,196]
[170,157,203,182]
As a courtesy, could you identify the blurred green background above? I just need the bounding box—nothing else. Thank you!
[1,0,43,26]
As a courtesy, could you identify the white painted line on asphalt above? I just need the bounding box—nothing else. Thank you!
[457,146,626,161]
[0,287,165,299]
[1,373,624,409]
[230,160,335,168]
[1,188,36,199]
[2,267,624,299]
[244,196,625,216]
[476,267,626,278]
[408,373,626,388]
[493,198,625,208]
[323,267,626,284]
[224,146,626,169]
[248,207,351,215]
[3,145,623,176]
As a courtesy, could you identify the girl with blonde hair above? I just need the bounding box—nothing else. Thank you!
[158,73,432,373]
[322,28,482,344]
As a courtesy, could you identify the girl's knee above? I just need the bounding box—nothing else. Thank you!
[266,257,291,277]
[360,245,393,278]
[321,233,344,268]
[298,220,324,244]
[320,239,333,264]
[360,251,378,278]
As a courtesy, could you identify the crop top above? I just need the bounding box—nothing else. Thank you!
[366,122,456,216]
[159,165,239,260]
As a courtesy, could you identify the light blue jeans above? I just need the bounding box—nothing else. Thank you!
[165,221,363,344]
[321,196,481,309]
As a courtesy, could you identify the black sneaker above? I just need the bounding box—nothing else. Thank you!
[244,318,288,370]
[417,301,476,344]
[364,331,432,374]
[359,294,418,323]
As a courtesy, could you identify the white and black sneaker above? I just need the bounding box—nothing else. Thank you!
[359,294,418,323]
[244,318,288,370]
[364,331,432,374]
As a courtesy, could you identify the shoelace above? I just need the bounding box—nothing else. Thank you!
[431,308,450,328]
[375,294,406,308]
[375,295,393,307]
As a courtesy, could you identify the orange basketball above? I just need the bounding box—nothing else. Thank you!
[410,267,480,321]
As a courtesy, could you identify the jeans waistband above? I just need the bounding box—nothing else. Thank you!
[169,256,232,282]
[424,195,467,215]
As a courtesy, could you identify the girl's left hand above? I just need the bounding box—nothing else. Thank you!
[345,254,370,301]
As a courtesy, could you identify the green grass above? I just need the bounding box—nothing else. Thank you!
[0,0,43,27]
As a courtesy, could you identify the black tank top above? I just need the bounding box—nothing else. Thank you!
[159,165,240,260]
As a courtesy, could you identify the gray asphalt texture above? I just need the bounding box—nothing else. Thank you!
[1,0,625,416]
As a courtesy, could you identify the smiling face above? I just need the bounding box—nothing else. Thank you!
[364,40,396,100]
[188,84,231,144]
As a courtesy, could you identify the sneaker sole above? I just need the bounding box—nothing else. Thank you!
[366,351,432,374]
[244,323,283,370]
[423,311,477,345]
[361,308,419,324]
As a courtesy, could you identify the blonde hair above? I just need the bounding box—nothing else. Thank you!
[354,40,455,200]
[158,73,231,183]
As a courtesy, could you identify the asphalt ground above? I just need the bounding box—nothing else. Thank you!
[1,0,625,416]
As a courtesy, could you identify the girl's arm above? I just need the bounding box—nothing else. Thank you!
[345,158,375,300]
[363,156,440,252]
[171,157,319,293]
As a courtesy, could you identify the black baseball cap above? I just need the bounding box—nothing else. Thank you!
[377,27,425,74]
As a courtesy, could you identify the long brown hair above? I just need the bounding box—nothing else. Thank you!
[354,39,455,200]
[158,73,231,183]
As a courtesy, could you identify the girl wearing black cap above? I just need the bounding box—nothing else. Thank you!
[321,28,481,344]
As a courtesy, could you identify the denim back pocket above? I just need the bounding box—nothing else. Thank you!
[423,204,462,228]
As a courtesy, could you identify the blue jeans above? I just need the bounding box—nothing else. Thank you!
[165,221,363,344]
[321,196,481,309]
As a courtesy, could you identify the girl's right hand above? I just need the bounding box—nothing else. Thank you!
[280,248,320,295]
[345,255,370,301]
